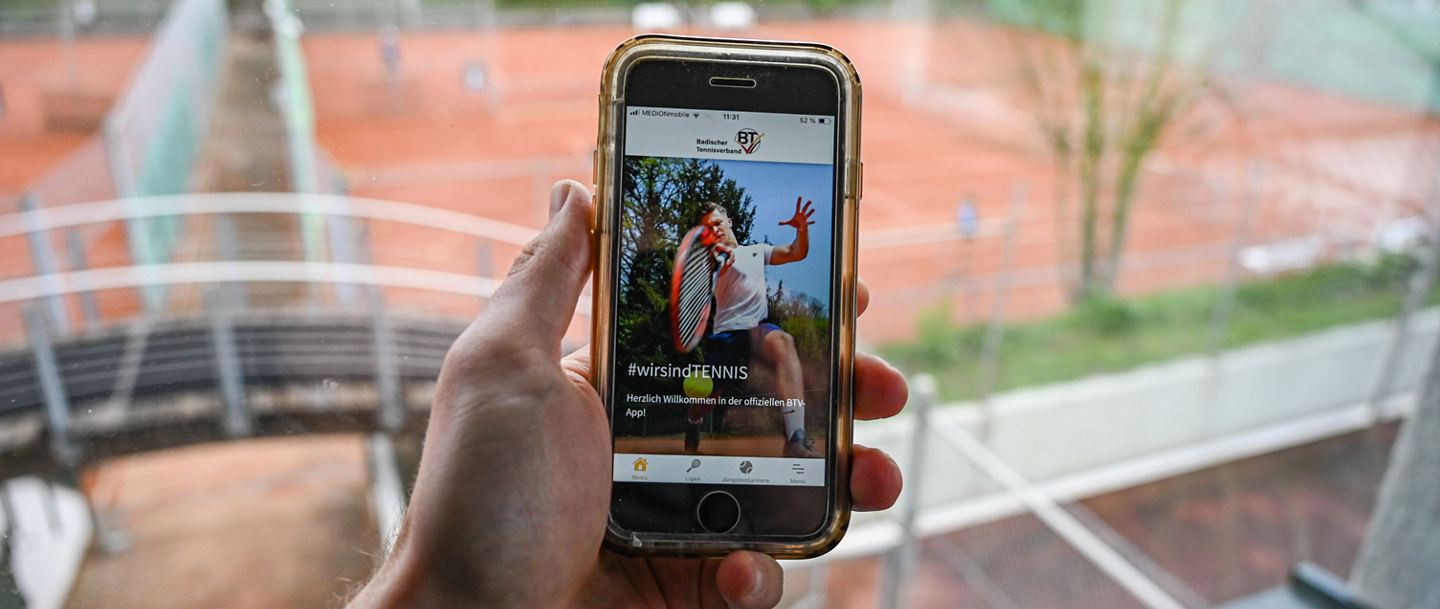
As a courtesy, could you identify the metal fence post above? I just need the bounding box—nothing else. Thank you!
[367,432,407,555]
[207,286,251,437]
[371,287,404,433]
[63,228,102,332]
[1367,196,1440,423]
[878,373,937,609]
[352,213,403,431]
[24,304,80,468]
[213,212,248,310]
[328,214,361,307]
[20,193,72,336]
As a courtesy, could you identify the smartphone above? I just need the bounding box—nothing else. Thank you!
[591,35,861,558]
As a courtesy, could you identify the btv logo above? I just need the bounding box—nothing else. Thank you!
[734,128,764,154]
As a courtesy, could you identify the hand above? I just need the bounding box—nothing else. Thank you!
[348,181,907,609]
[779,197,816,231]
[712,242,735,269]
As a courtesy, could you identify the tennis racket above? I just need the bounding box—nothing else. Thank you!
[670,225,728,353]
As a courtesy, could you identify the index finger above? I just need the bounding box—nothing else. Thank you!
[858,278,869,316]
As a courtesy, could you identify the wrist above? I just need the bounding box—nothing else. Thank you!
[348,520,578,609]
[349,526,488,609]
[349,542,449,609]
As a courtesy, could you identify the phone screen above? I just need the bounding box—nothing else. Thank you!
[608,102,840,492]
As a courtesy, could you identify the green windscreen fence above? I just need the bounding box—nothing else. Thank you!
[102,0,229,308]
[984,0,1440,114]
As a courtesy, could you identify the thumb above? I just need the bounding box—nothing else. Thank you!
[479,180,593,355]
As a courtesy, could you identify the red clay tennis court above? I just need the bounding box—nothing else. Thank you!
[302,20,1439,343]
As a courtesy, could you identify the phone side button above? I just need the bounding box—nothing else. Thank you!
[696,491,741,534]
[592,147,599,189]
[858,161,864,202]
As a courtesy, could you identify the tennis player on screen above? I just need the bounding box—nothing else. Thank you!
[685,197,819,459]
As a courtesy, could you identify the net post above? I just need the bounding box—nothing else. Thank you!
[878,373,937,609]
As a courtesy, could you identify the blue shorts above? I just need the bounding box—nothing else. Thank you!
[703,322,781,394]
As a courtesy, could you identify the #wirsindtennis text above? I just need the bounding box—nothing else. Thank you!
[625,362,749,380]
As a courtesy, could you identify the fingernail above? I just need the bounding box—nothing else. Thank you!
[549,181,573,219]
[747,561,765,599]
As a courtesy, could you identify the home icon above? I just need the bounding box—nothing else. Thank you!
[633,457,648,472]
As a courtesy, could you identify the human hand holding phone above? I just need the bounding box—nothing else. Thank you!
[595,36,864,555]
[345,181,907,609]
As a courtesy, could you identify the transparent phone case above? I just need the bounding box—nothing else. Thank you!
[591,34,862,558]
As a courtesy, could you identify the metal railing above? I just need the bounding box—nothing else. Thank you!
[0,192,567,479]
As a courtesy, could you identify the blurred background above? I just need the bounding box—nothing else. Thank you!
[0,0,1436,607]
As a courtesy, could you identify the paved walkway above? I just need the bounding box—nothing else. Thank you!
[63,435,377,609]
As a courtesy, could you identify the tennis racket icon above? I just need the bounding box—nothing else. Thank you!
[670,225,729,354]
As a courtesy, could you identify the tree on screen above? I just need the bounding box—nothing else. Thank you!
[617,157,756,380]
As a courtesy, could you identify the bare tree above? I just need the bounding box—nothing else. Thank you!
[1003,0,1213,302]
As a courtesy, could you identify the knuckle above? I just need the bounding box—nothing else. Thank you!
[506,237,544,278]
[440,332,553,393]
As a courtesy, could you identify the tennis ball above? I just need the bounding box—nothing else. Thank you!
[683,370,713,398]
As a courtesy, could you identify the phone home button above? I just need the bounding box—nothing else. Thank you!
[696,491,741,534]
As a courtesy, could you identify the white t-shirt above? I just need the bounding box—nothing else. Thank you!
[712,243,772,334]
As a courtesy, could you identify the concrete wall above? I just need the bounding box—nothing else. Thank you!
[845,308,1439,544]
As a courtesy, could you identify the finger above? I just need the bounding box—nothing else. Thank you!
[851,444,902,512]
[472,180,593,357]
[858,278,869,316]
[854,352,907,421]
[716,551,784,609]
